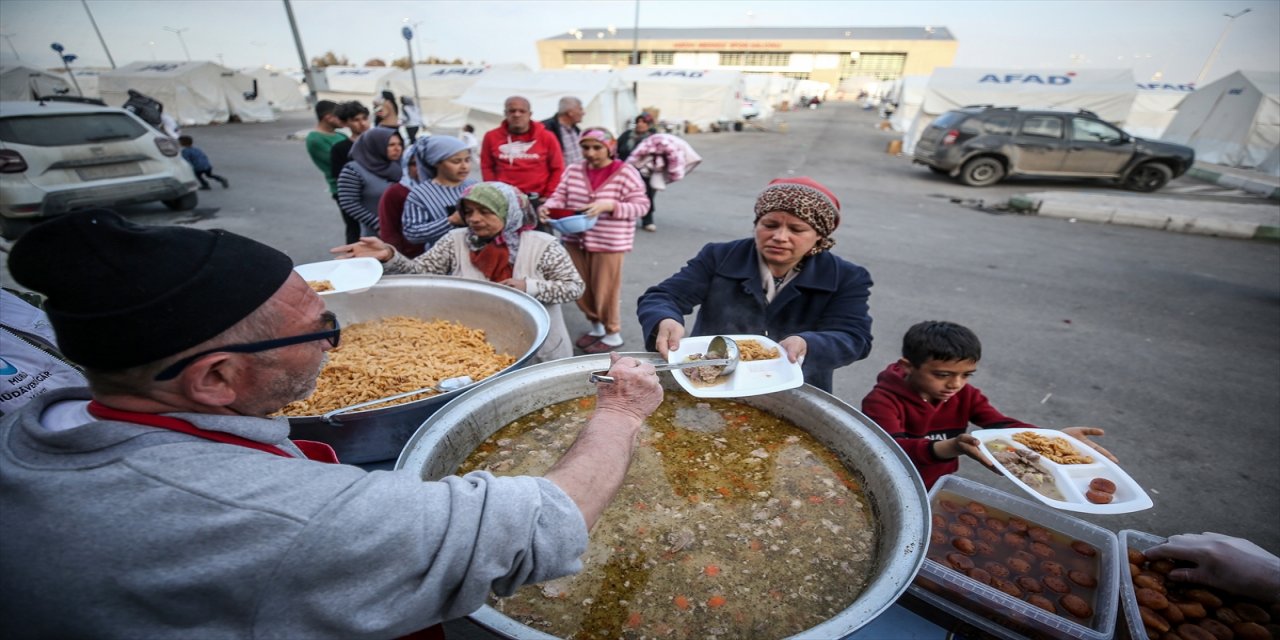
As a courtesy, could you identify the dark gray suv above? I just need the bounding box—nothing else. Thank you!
[913,106,1195,192]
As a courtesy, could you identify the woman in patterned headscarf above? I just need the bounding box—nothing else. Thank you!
[636,177,873,392]
[335,182,584,362]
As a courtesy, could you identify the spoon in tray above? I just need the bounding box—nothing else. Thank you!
[590,336,740,383]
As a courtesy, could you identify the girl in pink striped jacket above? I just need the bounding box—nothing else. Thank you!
[539,127,650,353]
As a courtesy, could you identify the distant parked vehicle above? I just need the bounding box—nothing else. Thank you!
[741,98,761,120]
[913,106,1195,192]
[0,100,199,239]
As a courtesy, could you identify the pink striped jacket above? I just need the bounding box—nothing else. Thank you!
[543,162,650,253]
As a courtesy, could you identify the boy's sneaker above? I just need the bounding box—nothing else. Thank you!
[199,186,212,191]
[219,177,230,188]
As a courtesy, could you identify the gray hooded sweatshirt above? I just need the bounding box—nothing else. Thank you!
[0,388,587,639]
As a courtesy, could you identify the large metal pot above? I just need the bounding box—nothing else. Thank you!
[288,275,549,464]
[397,353,930,639]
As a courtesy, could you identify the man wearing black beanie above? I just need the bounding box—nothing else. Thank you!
[0,210,663,638]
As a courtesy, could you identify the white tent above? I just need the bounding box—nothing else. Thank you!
[888,75,929,133]
[376,63,528,130]
[616,68,743,128]
[794,79,831,103]
[1125,82,1195,140]
[219,68,277,122]
[743,74,795,114]
[50,68,104,99]
[0,65,73,101]
[452,69,638,136]
[320,66,397,96]
[1160,70,1279,174]
[903,68,1138,155]
[100,61,276,125]
[243,67,308,112]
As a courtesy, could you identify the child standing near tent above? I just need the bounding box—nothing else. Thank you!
[178,135,229,190]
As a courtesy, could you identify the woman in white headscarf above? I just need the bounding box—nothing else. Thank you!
[400,136,477,251]
[335,182,583,362]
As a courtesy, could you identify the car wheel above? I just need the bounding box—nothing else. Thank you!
[1124,162,1172,192]
[163,191,199,211]
[928,166,949,175]
[959,157,1005,187]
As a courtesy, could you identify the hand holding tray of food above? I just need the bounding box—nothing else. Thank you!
[666,334,803,398]
[294,257,383,296]
[971,428,1152,515]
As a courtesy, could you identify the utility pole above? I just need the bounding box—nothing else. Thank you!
[401,21,422,124]
[163,26,191,61]
[630,0,640,65]
[1196,8,1251,86]
[81,0,116,68]
[0,33,19,61]
[282,0,317,106]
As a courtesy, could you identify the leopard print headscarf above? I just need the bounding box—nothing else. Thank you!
[752,177,841,254]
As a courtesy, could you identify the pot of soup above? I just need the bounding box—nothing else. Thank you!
[397,353,929,639]
[283,275,549,464]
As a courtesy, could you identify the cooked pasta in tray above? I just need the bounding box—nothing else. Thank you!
[278,316,516,416]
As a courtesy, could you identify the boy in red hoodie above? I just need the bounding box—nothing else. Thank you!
[861,320,1114,489]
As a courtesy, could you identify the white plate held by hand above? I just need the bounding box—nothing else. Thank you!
[667,334,802,398]
[972,427,1153,515]
[293,258,383,296]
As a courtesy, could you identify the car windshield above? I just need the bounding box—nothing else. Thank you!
[0,112,148,147]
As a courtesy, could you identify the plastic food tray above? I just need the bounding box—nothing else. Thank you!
[293,257,382,296]
[907,476,1121,640]
[972,428,1153,515]
[1118,529,1166,640]
[666,334,803,398]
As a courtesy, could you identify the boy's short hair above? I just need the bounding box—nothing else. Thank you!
[902,321,982,366]
[177,135,193,146]
[314,100,339,121]
[335,101,369,122]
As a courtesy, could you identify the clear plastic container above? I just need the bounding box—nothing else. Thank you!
[907,475,1121,640]
[1118,529,1165,640]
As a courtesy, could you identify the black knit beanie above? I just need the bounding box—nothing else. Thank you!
[7,209,294,371]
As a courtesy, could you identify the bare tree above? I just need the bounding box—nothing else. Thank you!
[309,51,350,68]
[364,58,387,67]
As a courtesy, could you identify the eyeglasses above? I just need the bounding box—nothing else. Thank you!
[153,312,341,381]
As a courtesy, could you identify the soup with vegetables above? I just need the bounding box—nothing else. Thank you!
[457,394,878,639]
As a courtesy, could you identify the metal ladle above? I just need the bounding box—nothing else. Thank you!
[321,375,473,424]
[590,336,740,383]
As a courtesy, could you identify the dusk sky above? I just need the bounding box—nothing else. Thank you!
[1,0,1275,84]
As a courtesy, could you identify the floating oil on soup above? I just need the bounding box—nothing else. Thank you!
[457,393,878,639]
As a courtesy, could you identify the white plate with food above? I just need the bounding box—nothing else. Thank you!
[293,258,383,296]
[971,428,1152,515]
[666,334,803,399]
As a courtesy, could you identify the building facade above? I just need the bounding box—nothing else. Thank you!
[537,26,958,90]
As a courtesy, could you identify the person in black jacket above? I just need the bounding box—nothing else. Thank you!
[328,101,372,244]
[541,96,584,165]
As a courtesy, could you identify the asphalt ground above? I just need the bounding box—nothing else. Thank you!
[2,103,1278,559]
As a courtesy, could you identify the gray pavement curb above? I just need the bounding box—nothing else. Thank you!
[1006,194,1276,240]
[1186,167,1280,200]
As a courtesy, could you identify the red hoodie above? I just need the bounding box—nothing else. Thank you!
[479,120,564,197]
[861,362,1036,489]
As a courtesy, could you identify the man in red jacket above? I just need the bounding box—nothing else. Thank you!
[480,96,565,204]
[861,320,1114,489]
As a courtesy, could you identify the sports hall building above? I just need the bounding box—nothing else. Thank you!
[537,26,957,88]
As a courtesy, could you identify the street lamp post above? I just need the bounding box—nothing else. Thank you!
[0,33,19,61]
[401,20,422,119]
[1196,8,1251,86]
[163,26,191,62]
[81,0,116,68]
[50,43,84,96]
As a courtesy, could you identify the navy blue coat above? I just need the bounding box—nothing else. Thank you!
[637,238,873,392]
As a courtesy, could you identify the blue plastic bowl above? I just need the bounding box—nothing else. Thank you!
[548,213,598,234]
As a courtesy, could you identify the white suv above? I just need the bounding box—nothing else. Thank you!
[0,100,199,238]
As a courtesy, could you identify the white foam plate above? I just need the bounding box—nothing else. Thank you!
[293,258,383,296]
[666,334,803,398]
[972,427,1152,515]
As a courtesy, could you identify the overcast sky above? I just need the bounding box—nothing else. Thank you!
[1,0,1275,84]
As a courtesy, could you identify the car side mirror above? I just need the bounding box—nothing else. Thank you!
[1110,135,1130,145]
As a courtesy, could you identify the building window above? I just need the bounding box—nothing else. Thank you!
[743,52,790,67]
[650,51,674,65]
[719,52,744,66]
[839,52,906,81]
[563,51,632,66]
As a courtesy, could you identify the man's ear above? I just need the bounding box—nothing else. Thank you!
[178,354,241,407]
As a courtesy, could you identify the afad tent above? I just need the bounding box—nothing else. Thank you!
[99,61,276,125]
[319,66,398,97]
[51,68,104,99]
[1125,82,1195,140]
[1161,70,1279,174]
[0,65,72,101]
[888,75,929,133]
[902,68,1137,155]
[243,67,308,112]
[616,68,743,129]
[377,63,529,130]
[452,69,638,137]
[743,74,796,115]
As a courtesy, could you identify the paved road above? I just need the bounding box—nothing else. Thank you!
[3,103,1278,555]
